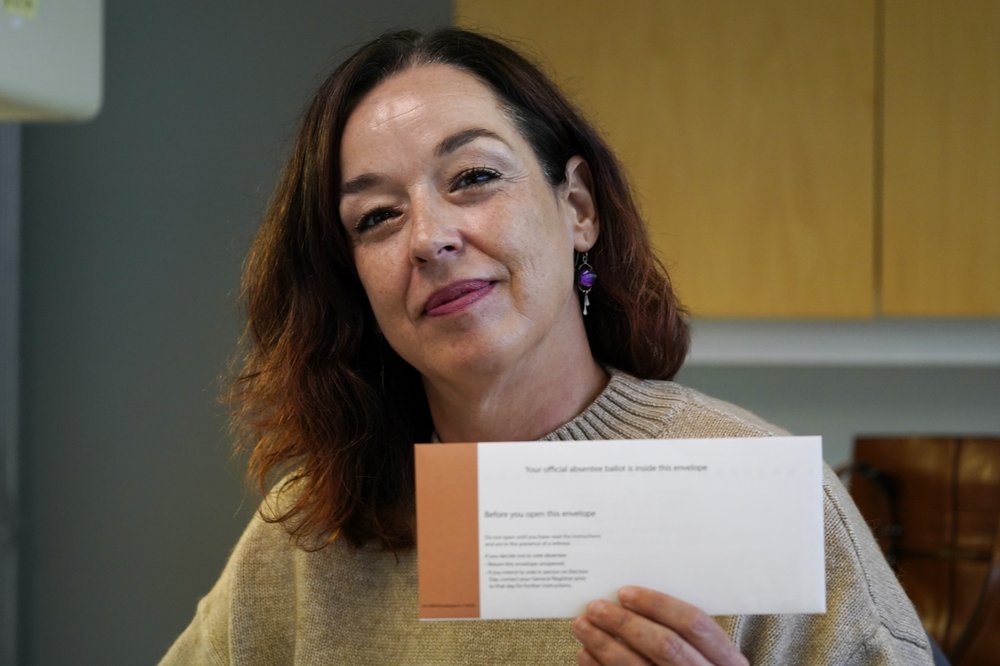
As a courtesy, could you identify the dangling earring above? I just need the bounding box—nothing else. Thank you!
[576,251,597,316]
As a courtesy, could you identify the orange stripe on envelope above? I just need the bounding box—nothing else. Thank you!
[415,442,480,619]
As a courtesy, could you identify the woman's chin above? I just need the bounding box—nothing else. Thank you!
[415,342,528,386]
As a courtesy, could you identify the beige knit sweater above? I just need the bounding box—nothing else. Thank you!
[162,370,933,665]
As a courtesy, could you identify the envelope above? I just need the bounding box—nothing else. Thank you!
[415,437,825,620]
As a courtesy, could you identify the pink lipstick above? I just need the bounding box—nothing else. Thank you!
[423,280,494,316]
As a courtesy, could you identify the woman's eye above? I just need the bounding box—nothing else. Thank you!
[355,207,399,233]
[451,167,501,192]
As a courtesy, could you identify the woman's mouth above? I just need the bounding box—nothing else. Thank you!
[423,280,495,316]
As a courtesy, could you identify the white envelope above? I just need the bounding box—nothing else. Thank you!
[415,436,826,620]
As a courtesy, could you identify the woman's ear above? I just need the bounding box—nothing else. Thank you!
[562,156,599,251]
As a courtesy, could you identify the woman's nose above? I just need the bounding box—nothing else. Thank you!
[408,196,464,265]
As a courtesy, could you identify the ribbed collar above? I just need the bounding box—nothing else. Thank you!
[541,368,686,442]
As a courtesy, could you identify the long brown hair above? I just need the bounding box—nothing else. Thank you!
[231,28,690,551]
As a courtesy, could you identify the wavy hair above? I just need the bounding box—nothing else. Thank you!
[231,28,690,551]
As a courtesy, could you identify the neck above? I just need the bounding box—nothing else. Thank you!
[423,355,608,443]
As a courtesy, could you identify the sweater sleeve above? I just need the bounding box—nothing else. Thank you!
[159,492,300,666]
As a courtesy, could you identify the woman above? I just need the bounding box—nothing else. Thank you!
[163,29,932,665]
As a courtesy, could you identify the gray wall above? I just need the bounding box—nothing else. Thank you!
[19,2,449,664]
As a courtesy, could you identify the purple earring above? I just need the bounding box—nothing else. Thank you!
[576,251,597,315]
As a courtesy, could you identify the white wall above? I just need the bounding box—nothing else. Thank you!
[676,364,1000,467]
[676,319,1000,466]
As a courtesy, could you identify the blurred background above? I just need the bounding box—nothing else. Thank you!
[2,1,998,663]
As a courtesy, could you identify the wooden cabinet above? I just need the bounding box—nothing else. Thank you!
[455,0,1000,318]
[882,0,1000,316]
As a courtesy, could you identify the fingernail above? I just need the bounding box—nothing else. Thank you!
[587,599,608,616]
[618,586,638,603]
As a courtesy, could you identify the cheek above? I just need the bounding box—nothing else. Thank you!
[504,209,574,284]
[354,249,405,315]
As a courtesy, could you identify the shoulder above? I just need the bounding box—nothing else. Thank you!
[160,480,325,665]
[159,507,294,665]
[819,465,932,658]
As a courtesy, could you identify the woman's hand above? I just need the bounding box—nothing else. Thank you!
[572,586,748,665]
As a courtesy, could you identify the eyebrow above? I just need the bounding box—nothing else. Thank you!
[340,127,509,197]
[434,127,507,157]
[341,173,382,196]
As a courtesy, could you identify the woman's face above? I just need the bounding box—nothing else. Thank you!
[338,64,597,384]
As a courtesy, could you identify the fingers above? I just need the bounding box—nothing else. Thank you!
[574,601,712,666]
[616,587,747,666]
[572,616,652,666]
[572,588,748,666]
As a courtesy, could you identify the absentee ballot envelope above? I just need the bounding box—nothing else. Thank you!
[414,436,825,620]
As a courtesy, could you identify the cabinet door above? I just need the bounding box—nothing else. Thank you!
[456,0,875,317]
[882,0,1000,316]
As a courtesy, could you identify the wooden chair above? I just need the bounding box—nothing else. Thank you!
[839,437,1000,665]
